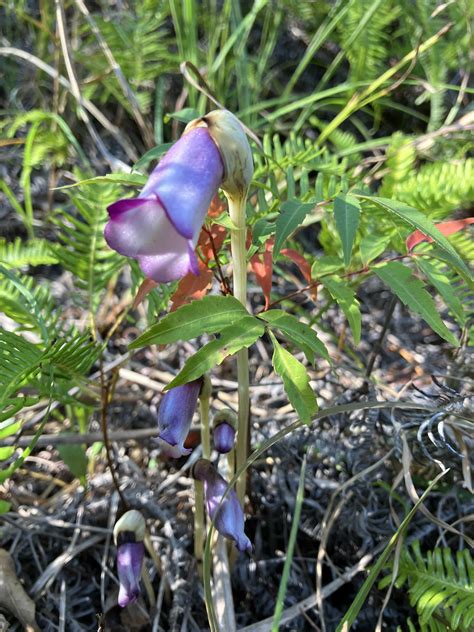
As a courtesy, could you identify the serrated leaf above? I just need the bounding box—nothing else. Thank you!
[333,194,361,266]
[417,259,465,326]
[375,262,458,346]
[322,277,361,344]
[130,295,248,348]
[166,316,264,389]
[274,200,315,257]
[358,196,472,283]
[269,332,318,424]
[259,310,329,364]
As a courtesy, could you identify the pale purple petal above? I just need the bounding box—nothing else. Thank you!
[213,422,236,454]
[138,241,199,284]
[194,460,252,554]
[117,542,144,607]
[140,128,224,239]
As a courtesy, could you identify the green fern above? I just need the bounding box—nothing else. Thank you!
[389,159,474,220]
[0,238,58,268]
[379,133,417,197]
[338,0,400,83]
[383,542,474,631]
[52,183,125,309]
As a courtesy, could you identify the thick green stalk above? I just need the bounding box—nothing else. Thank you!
[227,193,249,505]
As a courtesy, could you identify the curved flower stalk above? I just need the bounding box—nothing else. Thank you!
[193,459,252,554]
[104,109,252,284]
[157,378,202,457]
[113,510,146,608]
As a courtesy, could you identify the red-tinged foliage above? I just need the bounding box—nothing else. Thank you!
[280,249,311,282]
[132,277,158,309]
[250,238,274,310]
[207,193,227,219]
[406,218,474,251]
[199,224,227,262]
[170,267,213,311]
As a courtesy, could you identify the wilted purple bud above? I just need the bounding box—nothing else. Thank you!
[113,510,146,608]
[212,409,237,454]
[104,127,224,283]
[193,459,252,554]
[157,378,202,458]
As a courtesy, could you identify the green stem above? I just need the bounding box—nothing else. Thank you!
[195,385,211,575]
[227,193,249,505]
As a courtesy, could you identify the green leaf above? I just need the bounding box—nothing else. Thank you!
[55,172,147,190]
[322,277,361,344]
[0,419,21,440]
[164,107,201,124]
[417,259,465,326]
[359,233,391,265]
[167,316,264,389]
[258,310,329,364]
[57,443,88,481]
[130,295,248,348]
[133,143,173,171]
[274,200,315,257]
[357,196,472,282]
[333,194,360,266]
[0,499,11,514]
[0,446,15,460]
[375,262,458,346]
[269,332,318,424]
[311,255,344,278]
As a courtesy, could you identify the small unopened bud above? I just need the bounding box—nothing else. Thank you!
[213,409,237,454]
[193,459,252,554]
[113,510,146,608]
[185,110,253,199]
[157,378,202,457]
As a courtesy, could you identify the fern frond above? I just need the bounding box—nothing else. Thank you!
[391,542,474,631]
[379,133,417,197]
[390,159,474,219]
[0,238,58,268]
[0,329,43,405]
[52,184,124,307]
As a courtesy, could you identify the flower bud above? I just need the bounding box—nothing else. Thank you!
[113,510,146,608]
[193,459,252,554]
[157,378,202,458]
[213,409,237,454]
[185,110,253,199]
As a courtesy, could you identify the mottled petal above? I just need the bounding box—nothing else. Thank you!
[117,542,144,608]
[140,128,224,239]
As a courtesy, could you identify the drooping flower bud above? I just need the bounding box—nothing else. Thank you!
[113,510,146,608]
[213,409,237,454]
[157,378,202,458]
[193,459,252,554]
[185,110,253,199]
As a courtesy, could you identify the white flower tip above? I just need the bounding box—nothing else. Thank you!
[113,510,146,544]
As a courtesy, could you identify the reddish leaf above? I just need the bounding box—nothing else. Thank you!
[406,218,474,251]
[250,239,273,310]
[280,249,311,283]
[199,224,227,262]
[170,267,213,311]
[132,277,158,309]
[207,193,226,219]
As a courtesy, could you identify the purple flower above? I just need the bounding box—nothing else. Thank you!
[113,510,146,608]
[213,421,236,454]
[193,459,252,554]
[104,127,224,283]
[157,379,202,458]
[117,541,145,607]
